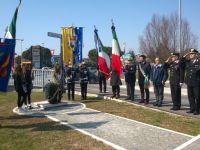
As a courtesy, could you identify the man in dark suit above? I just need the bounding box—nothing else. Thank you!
[138,55,151,104]
[110,69,122,99]
[181,49,200,115]
[98,68,107,93]
[165,53,184,110]
[151,57,168,107]
[124,57,137,101]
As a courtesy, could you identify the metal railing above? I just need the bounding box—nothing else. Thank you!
[9,68,54,88]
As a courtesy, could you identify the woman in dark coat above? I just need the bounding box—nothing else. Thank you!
[14,65,27,112]
[24,64,34,109]
[110,69,122,99]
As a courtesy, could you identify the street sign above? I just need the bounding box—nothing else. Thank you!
[47,32,61,39]
[31,46,41,68]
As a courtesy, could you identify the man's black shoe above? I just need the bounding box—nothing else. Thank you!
[125,97,131,100]
[171,107,180,111]
[157,104,162,107]
[131,98,134,101]
[193,111,199,115]
[170,107,175,110]
[116,95,120,99]
[144,100,149,105]
[153,102,158,106]
[186,110,194,113]
[111,95,116,98]
[139,100,145,103]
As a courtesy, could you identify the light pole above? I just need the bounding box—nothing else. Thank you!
[15,39,24,64]
[179,0,182,52]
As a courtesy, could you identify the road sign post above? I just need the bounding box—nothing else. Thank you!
[48,31,65,93]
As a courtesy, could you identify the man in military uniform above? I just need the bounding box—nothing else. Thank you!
[98,67,107,93]
[124,57,136,101]
[138,55,151,104]
[79,62,90,100]
[66,64,76,100]
[165,53,184,110]
[181,49,200,115]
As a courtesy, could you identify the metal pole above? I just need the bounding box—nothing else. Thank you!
[179,0,182,52]
[60,35,64,90]
[20,39,23,65]
[20,39,23,54]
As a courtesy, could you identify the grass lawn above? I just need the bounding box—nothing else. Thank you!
[0,91,114,150]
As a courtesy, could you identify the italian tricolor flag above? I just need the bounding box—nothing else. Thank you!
[5,0,21,39]
[94,28,110,79]
[4,0,21,70]
[111,24,122,77]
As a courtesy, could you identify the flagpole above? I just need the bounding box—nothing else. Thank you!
[111,19,114,26]
[94,25,98,68]
[179,0,182,52]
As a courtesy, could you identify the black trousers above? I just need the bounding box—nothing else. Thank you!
[126,82,135,100]
[80,82,88,99]
[170,84,181,108]
[139,83,149,101]
[112,85,120,96]
[187,85,200,112]
[26,89,32,105]
[99,76,106,92]
[17,91,26,107]
[67,83,75,100]
[153,84,164,104]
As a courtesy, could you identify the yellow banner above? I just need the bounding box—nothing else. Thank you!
[61,27,73,64]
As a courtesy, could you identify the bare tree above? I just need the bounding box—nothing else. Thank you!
[139,13,198,61]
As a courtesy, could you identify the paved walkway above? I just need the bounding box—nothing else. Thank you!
[13,101,198,150]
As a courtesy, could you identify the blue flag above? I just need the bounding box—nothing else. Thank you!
[73,27,83,64]
[0,38,16,92]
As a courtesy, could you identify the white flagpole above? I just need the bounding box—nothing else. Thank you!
[179,0,182,52]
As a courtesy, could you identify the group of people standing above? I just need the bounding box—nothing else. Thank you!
[53,62,90,101]
[13,48,199,116]
[98,48,200,115]
[13,62,33,112]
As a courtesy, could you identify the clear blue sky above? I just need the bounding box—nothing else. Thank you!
[0,0,200,57]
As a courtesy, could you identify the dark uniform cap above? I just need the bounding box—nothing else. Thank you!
[139,54,146,59]
[190,48,198,53]
[171,52,179,57]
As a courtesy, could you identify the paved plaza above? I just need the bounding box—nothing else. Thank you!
[13,100,200,150]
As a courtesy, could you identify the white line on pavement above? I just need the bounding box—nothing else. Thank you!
[46,115,127,150]
[61,103,86,114]
[174,134,200,150]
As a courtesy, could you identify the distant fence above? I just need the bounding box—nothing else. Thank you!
[8,68,54,88]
